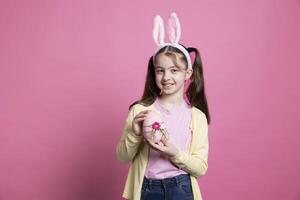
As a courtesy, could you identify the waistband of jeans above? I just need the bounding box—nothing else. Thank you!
[142,174,190,186]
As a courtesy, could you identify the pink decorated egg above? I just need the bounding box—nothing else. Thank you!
[143,110,168,144]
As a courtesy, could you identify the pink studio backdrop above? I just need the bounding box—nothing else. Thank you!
[0,0,299,200]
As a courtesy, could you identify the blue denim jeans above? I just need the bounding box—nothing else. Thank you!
[140,174,194,200]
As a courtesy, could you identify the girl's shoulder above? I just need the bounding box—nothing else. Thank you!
[191,106,204,115]
[191,106,208,122]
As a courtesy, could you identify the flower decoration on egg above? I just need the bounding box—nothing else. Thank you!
[143,111,169,145]
[152,122,160,130]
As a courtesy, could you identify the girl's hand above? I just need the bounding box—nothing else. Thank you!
[147,140,179,157]
[132,110,152,136]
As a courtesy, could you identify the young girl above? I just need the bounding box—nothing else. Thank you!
[116,12,210,200]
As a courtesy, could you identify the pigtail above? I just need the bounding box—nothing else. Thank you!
[129,56,160,109]
[186,47,211,124]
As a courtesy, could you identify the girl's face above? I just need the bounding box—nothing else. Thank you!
[154,53,193,96]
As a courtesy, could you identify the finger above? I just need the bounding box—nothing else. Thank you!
[161,139,168,146]
[138,110,152,115]
[148,141,159,149]
[148,140,155,147]
[134,113,152,121]
[151,147,161,153]
[134,117,147,123]
[134,114,148,120]
[134,115,151,123]
[149,141,164,151]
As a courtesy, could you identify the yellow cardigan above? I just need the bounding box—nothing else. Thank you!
[116,103,209,200]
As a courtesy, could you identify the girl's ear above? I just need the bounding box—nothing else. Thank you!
[185,68,193,80]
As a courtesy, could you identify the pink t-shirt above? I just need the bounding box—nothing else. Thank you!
[144,98,192,179]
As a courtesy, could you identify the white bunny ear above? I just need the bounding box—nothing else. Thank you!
[168,12,181,44]
[153,15,165,46]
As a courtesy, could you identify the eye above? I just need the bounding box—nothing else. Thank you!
[171,69,179,73]
[156,69,164,73]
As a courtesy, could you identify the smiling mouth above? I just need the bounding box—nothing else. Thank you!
[162,83,174,88]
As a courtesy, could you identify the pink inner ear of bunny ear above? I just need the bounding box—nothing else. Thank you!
[168,17,176,43]
[168,12,181,44]
[153,15,165,46]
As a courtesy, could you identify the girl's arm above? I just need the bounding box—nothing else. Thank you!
[116,105,143,163]
[169,111,209,178]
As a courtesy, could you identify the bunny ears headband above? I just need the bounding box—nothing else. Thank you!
[152,12,192,69]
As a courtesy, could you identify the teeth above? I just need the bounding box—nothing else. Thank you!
[163,84,173,88]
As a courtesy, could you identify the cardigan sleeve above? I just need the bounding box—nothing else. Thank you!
[116,105,144,163]
[169,110,209,178]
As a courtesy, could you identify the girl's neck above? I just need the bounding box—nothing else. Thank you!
[157,93,185,109]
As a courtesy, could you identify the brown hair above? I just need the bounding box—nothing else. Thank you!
[129,44,211,124]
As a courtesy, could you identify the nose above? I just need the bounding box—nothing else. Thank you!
[162,70,171,81]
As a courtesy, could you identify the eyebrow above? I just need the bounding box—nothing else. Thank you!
[155,66,179,69]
